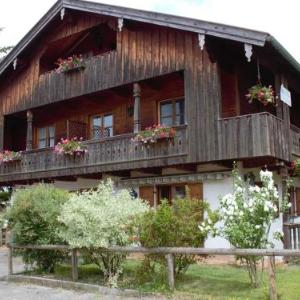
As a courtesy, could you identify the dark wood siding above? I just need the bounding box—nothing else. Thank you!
[0,17,222,164]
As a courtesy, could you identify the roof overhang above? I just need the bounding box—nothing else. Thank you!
[0,0,299,76]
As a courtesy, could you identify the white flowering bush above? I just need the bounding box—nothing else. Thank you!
[219,166,290,287]
[59,179,149,286]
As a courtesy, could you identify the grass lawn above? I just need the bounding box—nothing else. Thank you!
[26,260,300,300]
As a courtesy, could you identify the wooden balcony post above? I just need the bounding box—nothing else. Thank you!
[133,83,141,133]
[26,110,33,151]
[0,115,4,151]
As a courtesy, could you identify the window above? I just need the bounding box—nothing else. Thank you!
[158,184,187,204]
[91,114,113,139]
[160,98,184,126]
[37,126,55,148]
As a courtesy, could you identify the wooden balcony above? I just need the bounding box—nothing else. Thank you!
[0,125,187,183]
[218,112,290,161]
[291,124,300,157]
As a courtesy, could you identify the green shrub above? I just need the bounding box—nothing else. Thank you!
[59,179,149,287]
[6,184,69,272]
[137,194,218,277]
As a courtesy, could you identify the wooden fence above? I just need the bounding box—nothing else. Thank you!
[7,244,300,300]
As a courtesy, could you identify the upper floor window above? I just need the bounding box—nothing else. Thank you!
[38,125,55,148]
[160,98,185,127]
[91,114,113,139]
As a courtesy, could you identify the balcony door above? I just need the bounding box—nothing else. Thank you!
[90,114,113,139]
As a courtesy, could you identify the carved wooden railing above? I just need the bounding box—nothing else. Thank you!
[218,112,289,161]
[0,125,187,182]
[290,124,300,156]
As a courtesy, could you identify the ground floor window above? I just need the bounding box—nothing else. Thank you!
[139,183,203,207]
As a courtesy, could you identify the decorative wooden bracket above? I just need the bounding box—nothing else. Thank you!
[198,34,205,51]
[118,18,124,32]
[13,58,18,70]
[244,43,253,62]
[60,8,65,20]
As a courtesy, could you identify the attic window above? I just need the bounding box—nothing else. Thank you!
[39,23,117,74]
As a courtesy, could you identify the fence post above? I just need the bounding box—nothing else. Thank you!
[166,254,175,291]
[268,256,277,300]
[8,245,13,276]
[71,249,78,281]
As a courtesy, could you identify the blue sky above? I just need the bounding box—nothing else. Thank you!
[1,0,300,63]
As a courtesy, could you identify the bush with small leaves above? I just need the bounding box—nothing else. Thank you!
[59,179,149,287]
[6,184,69,272]
[136,192,218,278]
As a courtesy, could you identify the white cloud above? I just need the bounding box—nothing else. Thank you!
[0,0,299,63]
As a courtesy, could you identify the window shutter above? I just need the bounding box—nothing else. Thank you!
[139,186,154,206]
[187,183,203,200]
[221,66,238,118]
[55,120,67,143]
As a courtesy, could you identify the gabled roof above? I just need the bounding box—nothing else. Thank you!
[1,0,299,76]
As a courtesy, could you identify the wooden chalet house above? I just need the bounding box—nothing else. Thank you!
[0,0,299,248]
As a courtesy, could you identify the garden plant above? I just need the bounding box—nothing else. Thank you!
[218,165,290,287]
[59,179,149,287]
[6,184,69,271]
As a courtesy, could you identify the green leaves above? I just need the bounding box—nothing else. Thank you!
[59,179,149,286]
[137,196,216,277]
[6,184,69,271]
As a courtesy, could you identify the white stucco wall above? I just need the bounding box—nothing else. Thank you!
[203,176,233,248]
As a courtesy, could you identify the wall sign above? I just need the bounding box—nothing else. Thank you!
[280,84,291,107]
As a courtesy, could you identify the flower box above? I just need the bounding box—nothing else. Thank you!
[246,84,277,106]
[55,54,85,74]
[131,125,176,145]
[0,151,22,164]
[54,137,87,156]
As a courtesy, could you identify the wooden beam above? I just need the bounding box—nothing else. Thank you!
[133,83,141,133]
[26,110,33,151]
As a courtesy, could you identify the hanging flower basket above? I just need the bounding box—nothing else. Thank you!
[54,137,87,156]
[131,124,176,145]
[246,84,277,106]
[0,151,22,164]
[55,54,85,74]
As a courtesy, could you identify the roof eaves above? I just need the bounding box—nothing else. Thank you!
[64,0,268,46]
[0,0,276,77]
[267,35,300,75]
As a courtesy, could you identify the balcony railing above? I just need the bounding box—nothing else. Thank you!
[291,124,300,156]
[0,125,187,182]
[218,112,289,161]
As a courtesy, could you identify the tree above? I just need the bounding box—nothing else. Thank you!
[59,179,149,287]
[0,28,13,56]
[219,166,290,287]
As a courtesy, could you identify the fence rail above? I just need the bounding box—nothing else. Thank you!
[7,243,300,300]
